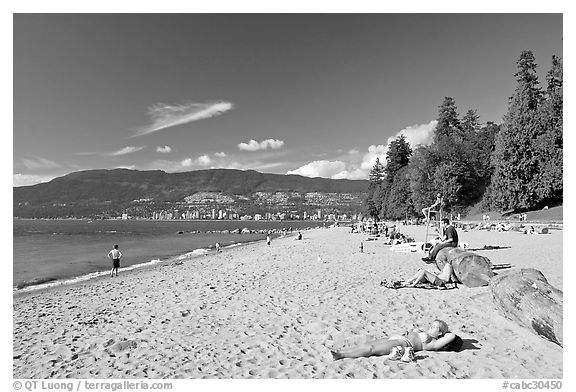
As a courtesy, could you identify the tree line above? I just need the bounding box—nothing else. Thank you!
[364,50,563,221]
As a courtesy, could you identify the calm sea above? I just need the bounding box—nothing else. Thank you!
[13,219,323,292]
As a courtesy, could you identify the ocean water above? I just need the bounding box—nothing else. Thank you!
[13,219,323,292]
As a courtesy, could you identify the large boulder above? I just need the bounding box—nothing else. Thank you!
[436,247,494,287]
[490,268,562,347]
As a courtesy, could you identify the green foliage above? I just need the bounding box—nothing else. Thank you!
[487,50,561,211]
[366,51,562,217]
[384,135,412,184]
[432,162,464,209]
[386,167,416,220]
[368,158,385,186]
[534,55,563,202]
[365,158,385,219]
[377,135,412,219]
[406,146,441,212]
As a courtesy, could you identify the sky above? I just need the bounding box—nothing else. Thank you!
[13,13,563,186]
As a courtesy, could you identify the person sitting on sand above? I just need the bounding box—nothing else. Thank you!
[331,319,457,362]
[404,262,459,288]
[422,218,458,263]
[381,261,459,290]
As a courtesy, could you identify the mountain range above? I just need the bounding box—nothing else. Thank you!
[14,169,369,218]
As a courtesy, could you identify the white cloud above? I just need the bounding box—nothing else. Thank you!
[156,145,172,153]
[108,146,145,156]
[393,120,437,149]
[359,144,388,171]
[21,157,61,170]
[358,120,437,173]
[331,168,369,180]
[238,139,285,151]
[196,155,212,166]
[133,101,234,137]
[180,158,193,167]
[286,160,347,179]
[286,120,437,180]
[13,173,56,187]
[214,152,227,157]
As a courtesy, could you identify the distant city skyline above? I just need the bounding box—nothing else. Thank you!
[13,13,562,186]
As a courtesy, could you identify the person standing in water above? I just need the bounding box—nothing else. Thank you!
[107,244,122,277]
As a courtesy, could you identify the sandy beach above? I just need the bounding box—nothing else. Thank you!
[13,225,563,379]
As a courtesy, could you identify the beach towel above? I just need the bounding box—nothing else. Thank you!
[380,280,457,290]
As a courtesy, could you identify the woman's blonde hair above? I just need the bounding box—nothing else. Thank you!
[433,319,449,335]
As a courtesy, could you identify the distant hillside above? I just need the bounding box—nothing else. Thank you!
[13,169,369,218]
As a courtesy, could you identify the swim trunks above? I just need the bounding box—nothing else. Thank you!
[113,258,120,268]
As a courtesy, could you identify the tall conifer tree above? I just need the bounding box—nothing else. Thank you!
[535,55,563,203]
[488,50,543,210]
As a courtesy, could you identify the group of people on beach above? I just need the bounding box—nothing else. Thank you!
[107,196,463,363]
[333,195,464,362]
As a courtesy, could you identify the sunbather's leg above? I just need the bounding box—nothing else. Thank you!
[331,338,406,359]
[409,270,441,286]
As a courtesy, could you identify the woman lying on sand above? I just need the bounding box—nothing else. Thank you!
[331,320,457,362]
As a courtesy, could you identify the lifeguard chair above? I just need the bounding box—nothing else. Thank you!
[423,194,443,252]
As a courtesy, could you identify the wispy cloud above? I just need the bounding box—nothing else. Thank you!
[21,157,61,170]
[109,146,145,156]
[238,139,285,152]
[133,101,234,137]
[214,152,227,157]
[76,146,145,157]
[156,145,172,153]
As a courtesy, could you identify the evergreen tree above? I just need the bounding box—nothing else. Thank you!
[384,135,413,185]
[535,55,563,203]
[488,50,544,210]
[386,167,416,220]
[368,157,385,187]
[470,122,499,199]
[434,97,464,154]
[433,162,464,211]
[380,136,412,219]
[431,97,478,210]
[406,146,441,213]
[461,110,481,138]
[377,183,391,219]
[364,158,385,219]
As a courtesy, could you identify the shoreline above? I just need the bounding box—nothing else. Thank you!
[13,225,562,378]
[13,232,299,295]
[13,220,321,293]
